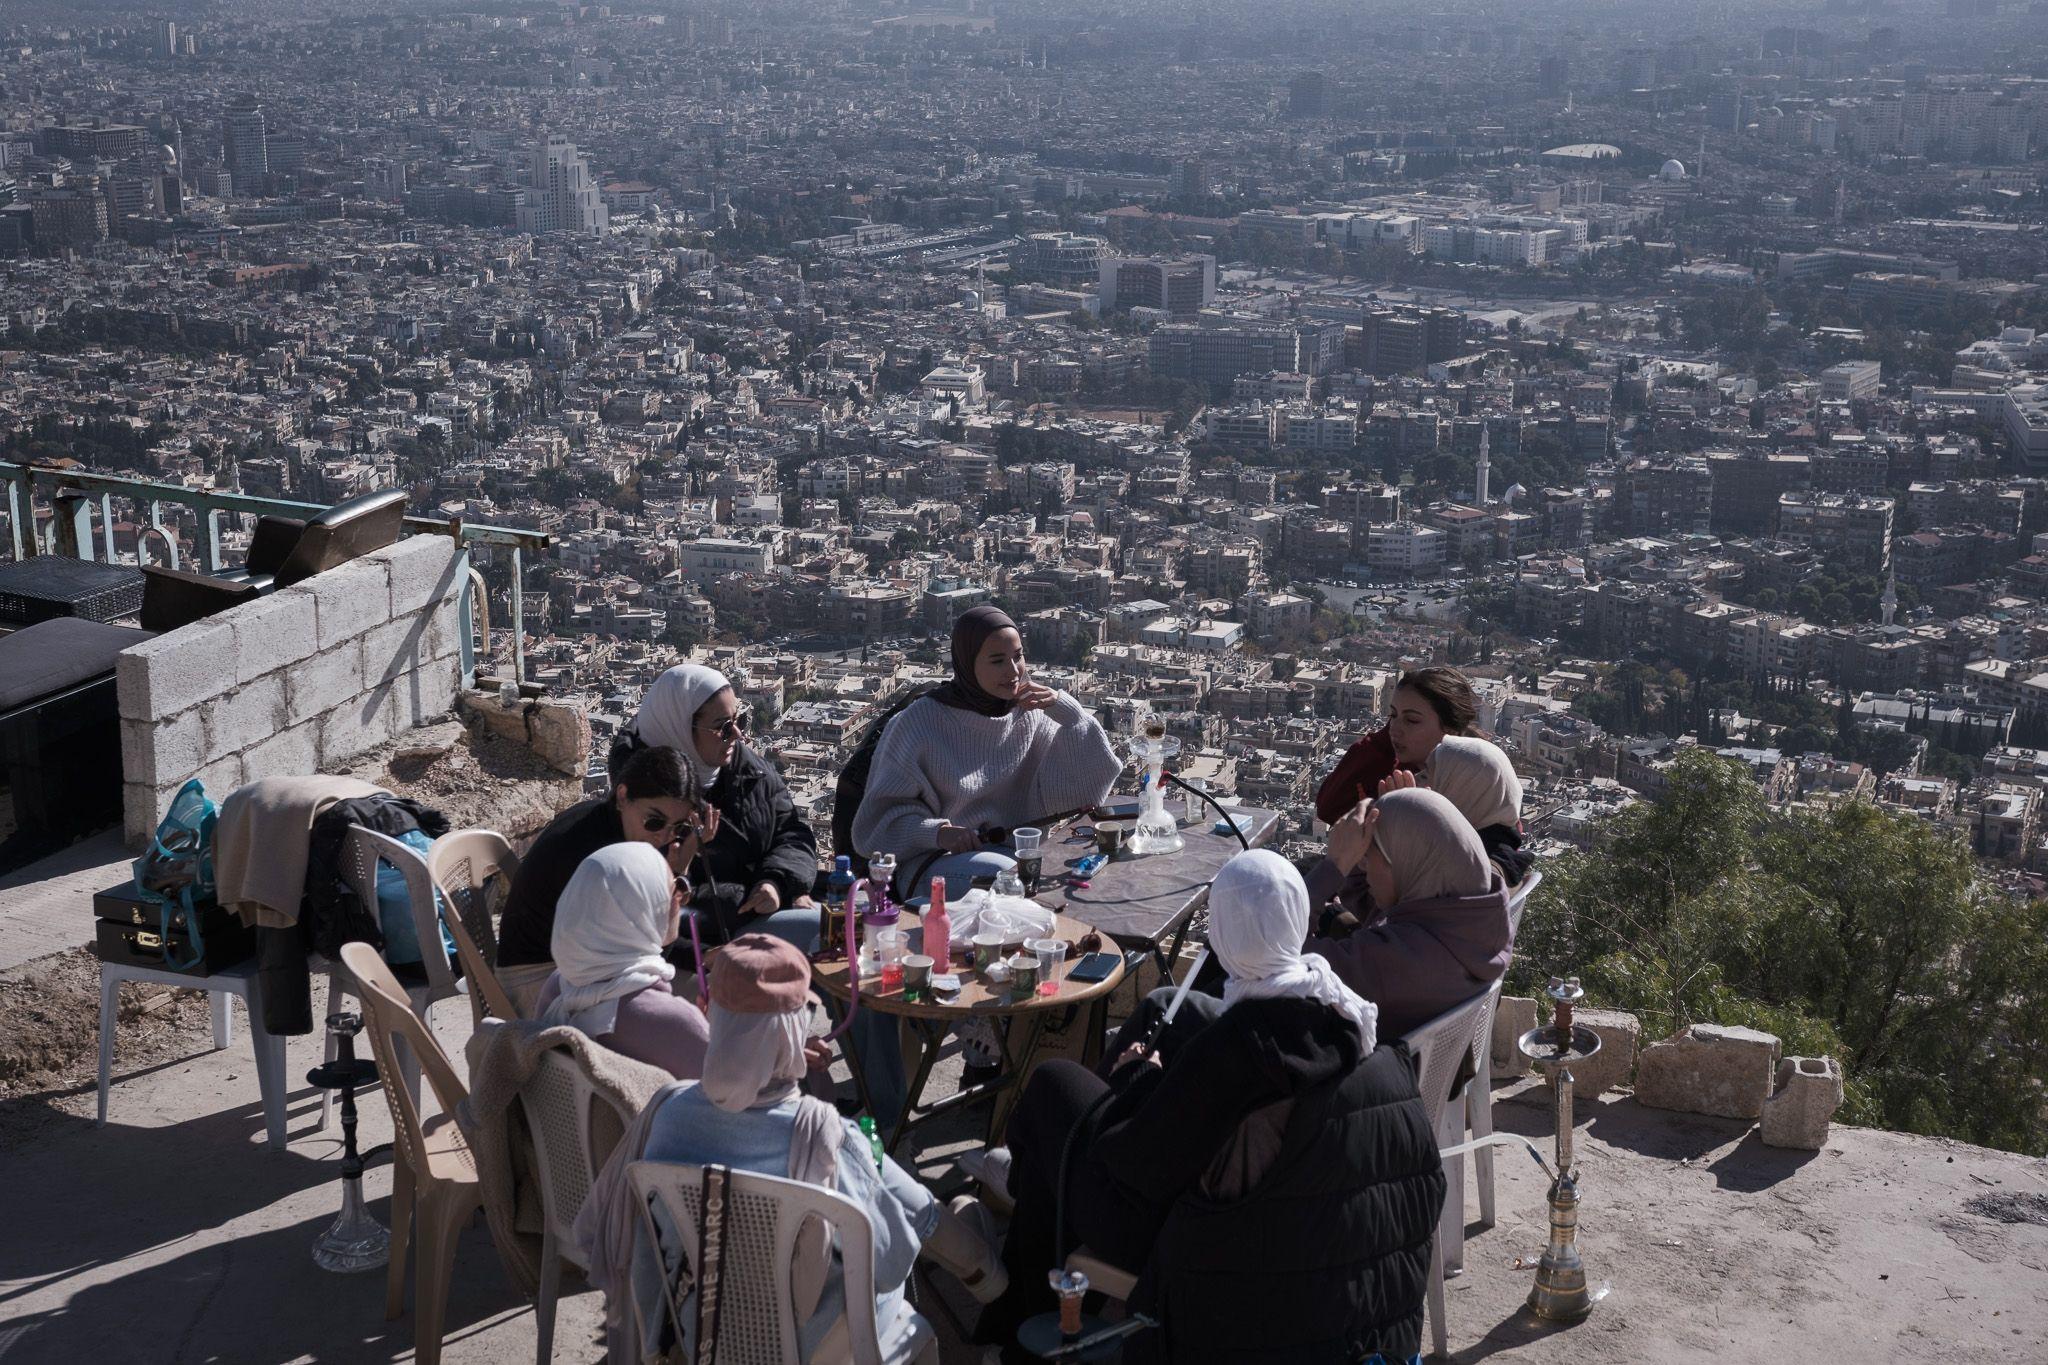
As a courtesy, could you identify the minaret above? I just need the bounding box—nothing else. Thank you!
[1475,425,1492,506]
[1881,572,1897,628]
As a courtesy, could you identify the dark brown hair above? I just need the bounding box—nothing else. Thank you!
[612,744,703,807]
[1395,666,1478,735]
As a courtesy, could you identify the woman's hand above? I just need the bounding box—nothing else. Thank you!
[1327,798,1381,875]
[803,1037,833,1073]
[1012,682,1059,712]
[1376,769,1420,797]
[664,804,720,877]
[738,881,783,918]
[1113,1041,1164,1074]
[937,823,980,854]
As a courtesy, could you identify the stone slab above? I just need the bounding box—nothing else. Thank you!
[1761,1055,1845,1150]
[1634,1022,1782,1120]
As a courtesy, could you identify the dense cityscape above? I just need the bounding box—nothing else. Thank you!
[6,1,2048,1360]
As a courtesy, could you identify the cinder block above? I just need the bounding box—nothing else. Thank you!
[116,621,235,720]
[204,673,288,756]
[1760,1055,1845,1150]
[124,783,159,850]
[362,614,432,686]
[321,685,400,764]
[377,535,465,618]
[1491,995,1538,1078]
[395,656,462,727]
[304,556,393,648]
[283,637,366,725]
[119,710,207,789]
[194,750,245,801]
[1567,1008,1640,1099]
[242,718,321,784]
[227,590,320,685]
[1634,1023,1781,1120]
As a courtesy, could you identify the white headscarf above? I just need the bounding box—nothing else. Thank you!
[631,663,733,789]
[1425,736,1523,832]
[1208,849,1378,1050]
[541,843,678,1037]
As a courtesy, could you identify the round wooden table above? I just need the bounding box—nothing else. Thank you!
[811,909,1126,1151]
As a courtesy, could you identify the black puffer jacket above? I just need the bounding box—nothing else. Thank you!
[1124,1026,1445,1365]
[687,743,819,943]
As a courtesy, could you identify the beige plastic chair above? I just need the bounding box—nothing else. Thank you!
[316,826,466,1128]
[428,829,523,1026]
[340,942,483,1365]
[519,1047,633,1365]
[628,1159,941,1365]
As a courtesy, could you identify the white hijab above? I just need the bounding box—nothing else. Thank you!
[1425,736,1523,832]
[631,663,732,789]
[1208,849,1378,1050]
[541,843,678,1037]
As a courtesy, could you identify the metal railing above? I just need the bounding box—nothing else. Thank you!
[0,461,550,685]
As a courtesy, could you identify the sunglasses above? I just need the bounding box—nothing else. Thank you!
[641,812,702,840]
[694,709,750,739]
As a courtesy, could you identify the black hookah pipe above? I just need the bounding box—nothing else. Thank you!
[1025,945,1210,1359]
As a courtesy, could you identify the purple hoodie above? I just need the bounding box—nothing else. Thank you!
[1305,875,1512,1038]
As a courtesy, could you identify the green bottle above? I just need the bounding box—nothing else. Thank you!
[857,1115,885,1172]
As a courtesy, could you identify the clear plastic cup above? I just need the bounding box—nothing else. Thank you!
[875,928,907,992]
[1031,938,1067,997]
[1013,827,1043,893]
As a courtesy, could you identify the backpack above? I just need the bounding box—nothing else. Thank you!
[131,778,219,973]
[831,685,935,874]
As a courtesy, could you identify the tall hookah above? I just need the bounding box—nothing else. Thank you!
[1127,713,1183,856]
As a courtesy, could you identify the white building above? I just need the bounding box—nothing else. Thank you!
[920,364,986,408]
[2004,383,2048,472]
[1365,522,1448,576]
[678,536,774,581]
[516,134,609,237]
[1821,360,1883,402]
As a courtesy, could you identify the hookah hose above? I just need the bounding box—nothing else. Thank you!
[1049,946,1211,1288]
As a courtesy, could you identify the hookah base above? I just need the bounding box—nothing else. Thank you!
[311,1180,391,1274]
[1526,1256,1596,1322]
[1017,1312,1123,1361]
[1124,828,1183,857]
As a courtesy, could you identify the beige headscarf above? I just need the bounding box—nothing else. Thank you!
[1425,736,1523,832]
[1371,788,1494,905]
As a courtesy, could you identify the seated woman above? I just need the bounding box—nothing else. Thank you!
[635,935,1008,1361]
[1422,735,1533,888]
[496,746,709,1014]
[535,842,709,1080]
[1306,787,1511,1038]
[974,850,1444,1365]
[852,604,1122,901]
[1313,665,1478,825]
[613,662,820,952]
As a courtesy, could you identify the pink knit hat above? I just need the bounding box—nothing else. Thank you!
[707,933,812,1014]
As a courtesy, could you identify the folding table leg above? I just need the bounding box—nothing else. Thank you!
[986,1013,1050,1145]
[96,967,122,1127]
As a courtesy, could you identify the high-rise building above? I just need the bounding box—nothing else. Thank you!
[29,183,110,247]
[1288,72,1328,118]
[515,134,608,236]
[1169,158,1210,200]
[364,157,407,203]
[1008,231,1105,286]
[265,134,306,180]
[1098,254,1216,314]
[43,122,145,161]
[157,20,178,56]
[221,96,267,192]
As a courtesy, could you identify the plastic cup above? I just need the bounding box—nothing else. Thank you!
[875,928,907,992]
[1014,827,1043,893]
[972,932,1003,972]
[1092,820,1125,856]
[902,953,933,1001]
[1032,938,1068,997]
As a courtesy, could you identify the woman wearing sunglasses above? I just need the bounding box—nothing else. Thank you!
[612,663,820,953]
[495,745,714,1014]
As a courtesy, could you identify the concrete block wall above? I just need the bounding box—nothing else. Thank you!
[118,535,468,846]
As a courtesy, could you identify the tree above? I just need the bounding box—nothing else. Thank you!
[1517,749,2048,1154]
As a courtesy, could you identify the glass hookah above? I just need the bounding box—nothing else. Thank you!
[1126,712,1183,857]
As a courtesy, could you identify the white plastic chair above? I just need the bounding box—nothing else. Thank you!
[427,828,523,1025]
[628,1160,941,1365]
[317,826,464,1128]
[1462,869,1543,1243]
[519,1047,633,1365]
[1401,986,1498,1361]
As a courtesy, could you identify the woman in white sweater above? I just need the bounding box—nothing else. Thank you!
[854,604,1124,901]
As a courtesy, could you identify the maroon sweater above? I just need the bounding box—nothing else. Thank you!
[1314,727,1414,825]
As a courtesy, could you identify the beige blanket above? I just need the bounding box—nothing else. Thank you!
[462,1017,672,1298]
[215,775,382,928]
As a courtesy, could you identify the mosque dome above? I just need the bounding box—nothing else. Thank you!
[1660,158,1687,181]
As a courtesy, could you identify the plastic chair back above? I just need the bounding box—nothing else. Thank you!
[519,1048,628,1255]
[339,941,472,1180]
[424,829,522,1024]
[1506,867,1541,946]
[344,826,462,1000]
[1403,986,1493,1126]
[629,1159,889,1365]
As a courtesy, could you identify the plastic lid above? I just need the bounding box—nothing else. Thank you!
[834,854,852,871]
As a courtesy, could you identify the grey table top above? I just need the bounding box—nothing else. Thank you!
[1035,805,1281,950]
